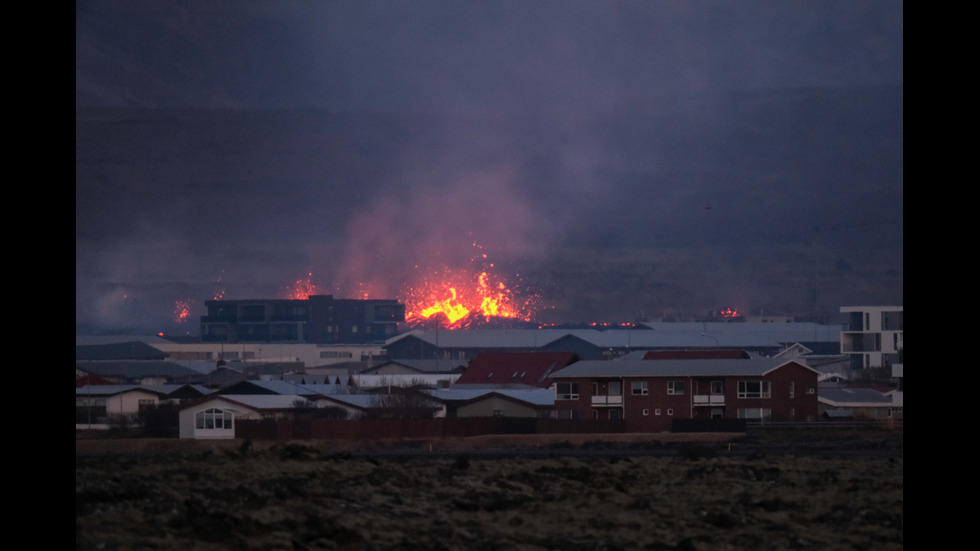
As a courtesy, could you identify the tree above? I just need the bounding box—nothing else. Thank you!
[290,399,349,420]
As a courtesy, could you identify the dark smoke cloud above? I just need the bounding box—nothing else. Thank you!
[76,1,902,334]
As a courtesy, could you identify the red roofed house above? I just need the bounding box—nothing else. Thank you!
[551,358,819,431]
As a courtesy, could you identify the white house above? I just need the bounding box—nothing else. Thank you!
[178,393,377,439]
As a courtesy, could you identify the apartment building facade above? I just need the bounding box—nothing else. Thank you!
[200,295,406,345]
[839,306,903,370]
[550,358,819,432]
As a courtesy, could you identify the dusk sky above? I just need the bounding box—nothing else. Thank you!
[76,1,903,335]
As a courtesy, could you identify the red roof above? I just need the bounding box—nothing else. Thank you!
[642,349,750,360]
[455,352,579,388]
[76,373,114,387]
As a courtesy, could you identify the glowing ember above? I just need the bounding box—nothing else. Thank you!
[404,269,536,329]
[287,273,318,300]
[716,307,741,319]
[174,299,192,324]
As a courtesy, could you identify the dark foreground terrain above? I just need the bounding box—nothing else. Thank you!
[76,429,902,550]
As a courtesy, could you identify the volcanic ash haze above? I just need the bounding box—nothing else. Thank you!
[75,1,902,334]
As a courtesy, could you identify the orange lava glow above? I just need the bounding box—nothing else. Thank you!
[173,299,192,324]
[287,273,318,300]
[404,269,536,329]
[716,307,741,318]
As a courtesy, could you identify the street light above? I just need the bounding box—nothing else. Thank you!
[700,333,719,346]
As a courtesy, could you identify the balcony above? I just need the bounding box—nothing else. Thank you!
[693,394,726,406]
[591,395,623,406]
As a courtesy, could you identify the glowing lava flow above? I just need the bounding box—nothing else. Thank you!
[404,269,535,329]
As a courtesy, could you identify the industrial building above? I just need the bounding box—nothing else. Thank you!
[199,295,405,344]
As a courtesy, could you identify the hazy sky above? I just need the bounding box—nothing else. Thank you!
[76,1,903,334]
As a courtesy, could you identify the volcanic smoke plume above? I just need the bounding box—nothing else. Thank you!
[328,164,557,327]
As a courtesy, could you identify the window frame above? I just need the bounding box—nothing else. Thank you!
[195,407,234,430]
[667,380,685,395]
[556,382,579,400]
[631,380,649,395]
[737,380,771,399]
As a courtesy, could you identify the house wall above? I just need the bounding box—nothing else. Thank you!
[106,390,160,418]
[457,396,539,418]
[178,398,258,439]
[749,362,819,421]
[152,342,386,368]
[553,362,819,431]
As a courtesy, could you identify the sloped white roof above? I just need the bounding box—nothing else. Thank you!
[426,387,556,407]
[387,322,843,350]
[552,358,816,378]
[818,387,892,407]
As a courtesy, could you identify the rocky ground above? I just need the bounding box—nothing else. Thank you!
[76,429,903,550]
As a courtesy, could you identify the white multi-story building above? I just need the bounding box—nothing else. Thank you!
[840,306,903,370]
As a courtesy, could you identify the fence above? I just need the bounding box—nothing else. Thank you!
[746,419,903,431]
[671,419,748,433]
[236,417,629,441]
[235,416,901,441]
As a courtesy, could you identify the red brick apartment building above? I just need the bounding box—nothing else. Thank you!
[550,359,819,432]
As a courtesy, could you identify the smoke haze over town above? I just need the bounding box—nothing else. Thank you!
[75,1,903,335]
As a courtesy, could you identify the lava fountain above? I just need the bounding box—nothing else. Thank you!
[286,273,318,300]
[403,268,537,329]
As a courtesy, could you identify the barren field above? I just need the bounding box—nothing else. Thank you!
[76,430,902,550]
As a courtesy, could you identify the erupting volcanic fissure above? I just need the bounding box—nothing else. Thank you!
[287,273,318,300]
[404,268,537,329]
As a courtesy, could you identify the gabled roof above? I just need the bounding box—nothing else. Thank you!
[640,349,750,360]
[75,360,204,381]
[318,393,376,410]
[75,383,208,399]
[76,384,160,398]
[363,359,466,374]
[818,387,893,407]
[76,373,114,387]
[76,341,168,361]
[552,358,818,378]
[453,351,579,388]
[183,394,310,412]
[217,379,346,397]
[386,323,843,351]
[426,387,556,408]
[180,393,374,413]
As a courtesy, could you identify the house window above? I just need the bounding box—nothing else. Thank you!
[493,410,504,417]
[632,381,649,395]
[556,409,579,420]
[195,408,234,430]
[710,380,724,394]
[667,381,685,395]
[556,382,579,400]
[789,381,795,399]
[667,408,674,416]
[642,408,650,416]
[654,408,661,416]
[737,381,771,399]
